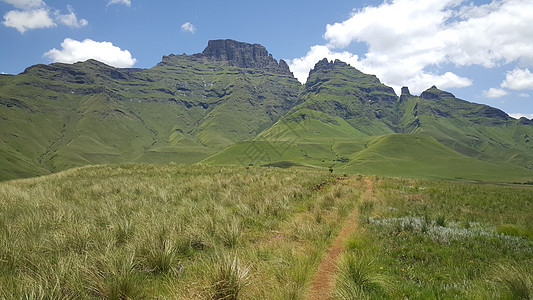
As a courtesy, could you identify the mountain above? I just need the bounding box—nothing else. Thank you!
[0,39,300,180]
[1,40,532,182]
[205,58,533,181]
[398,85,533,169]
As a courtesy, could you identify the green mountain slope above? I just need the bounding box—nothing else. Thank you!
[1,41,532,182]
[204,134,533,182]
[398,86,533,168]
[0,40,300,180]
[340,134,533,181]
[204,58,533,182]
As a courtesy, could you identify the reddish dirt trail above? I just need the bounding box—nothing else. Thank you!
[305,178,373,300]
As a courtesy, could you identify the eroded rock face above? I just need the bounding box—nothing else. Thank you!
[159,39,293,75]
[308,58,349,76]
[198,39,292,75]
[420,86,456,100]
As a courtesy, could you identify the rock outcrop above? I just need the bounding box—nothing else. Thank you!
[161,39,293,75]
[400,86,411,102]
[420,85,455,100]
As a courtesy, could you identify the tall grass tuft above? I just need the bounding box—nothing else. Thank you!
[86,252,145,300]
[335,252,392,299]
[493,263,533,299]
[219,218,242,249]
[210,255,251,300]
[139,235,181,275]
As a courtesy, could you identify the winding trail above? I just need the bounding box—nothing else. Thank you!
[305,178,374,300]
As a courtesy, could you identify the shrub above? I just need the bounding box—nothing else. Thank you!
[435,215,447,227]
[358,201,374,215]
[219,218,242,249]
[496,224,533,240]
[139,237,181,274]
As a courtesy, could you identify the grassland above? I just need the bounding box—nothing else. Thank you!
[0,164,363,299]
[204,133,533,183]
[1,164,532,299]
[336,177,533,299]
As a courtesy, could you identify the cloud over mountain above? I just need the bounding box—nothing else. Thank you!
[288,0,533,95]
[44,38,137,68]
[502,68,533,91]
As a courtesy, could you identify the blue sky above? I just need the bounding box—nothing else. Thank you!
[1,0,532,118]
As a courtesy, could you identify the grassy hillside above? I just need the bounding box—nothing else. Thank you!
[204,133,533,182]
[399,88,533,169]
[2,52,533,182]
[209,58,533,183]
[339,134,533,181]
[0,44,300,180]
[0,164,531,298]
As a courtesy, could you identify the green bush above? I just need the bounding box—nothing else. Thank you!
[496,224,533,240]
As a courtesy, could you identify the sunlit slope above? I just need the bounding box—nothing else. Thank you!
[399,87,533,169]
[0,41,300,180]
[204,133,533,182]
[2,46,532,182]
[339,134,533,181]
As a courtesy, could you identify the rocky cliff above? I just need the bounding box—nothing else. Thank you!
[160,39,293,76]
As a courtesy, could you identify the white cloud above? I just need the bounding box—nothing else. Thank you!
[2,0,44,10]
[107,0,131,6]
[501,68,533,90]
[484,88,508,98]
[288,45,359,83]
[181,22,196,34]
[402,72,472,95]
[2,1,87,33]
[55,5,87,28]
[2,8,54,33]
[289,0,533,94]
[44,38,137,68]
[519,93,530,98]
[509,113,533,119]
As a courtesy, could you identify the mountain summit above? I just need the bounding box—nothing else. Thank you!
[200,39,292,75]
[159,39,293,76]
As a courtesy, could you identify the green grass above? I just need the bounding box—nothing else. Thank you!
[342,177,533,299]
[0,164,363,298]
[205,134,533,182]
[1,163,532,298]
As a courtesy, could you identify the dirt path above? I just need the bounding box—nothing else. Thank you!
[305,178,373,300]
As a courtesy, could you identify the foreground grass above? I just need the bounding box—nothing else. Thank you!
[335,177,533,299]
[0,164,363,299]
[3,164,532,298]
